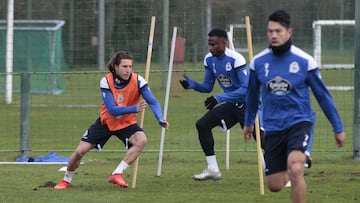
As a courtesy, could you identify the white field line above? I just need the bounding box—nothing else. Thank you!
[327,86,353,91]
[31,104,98,108]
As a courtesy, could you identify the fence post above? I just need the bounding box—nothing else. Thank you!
[20,72,31,158]
[354,0,360,160]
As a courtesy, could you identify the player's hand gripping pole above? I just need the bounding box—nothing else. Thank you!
[131,16,156,189]
[246,16,265,195]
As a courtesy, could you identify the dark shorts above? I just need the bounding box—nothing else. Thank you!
[80,118,143,150]
[264,121,312,176]
[210,102,245,130]
[197,102,264,146]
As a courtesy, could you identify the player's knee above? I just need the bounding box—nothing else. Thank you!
[139,136,147,146]
[73,150,87,159]
[266,173,287,192]
[267,181,284,192]
[288,162,304,177]
[133,134,147,148]
[196,119,208,131]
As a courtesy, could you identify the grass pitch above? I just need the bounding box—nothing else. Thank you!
[0,151,359,203]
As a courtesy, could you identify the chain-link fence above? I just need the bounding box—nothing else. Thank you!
[0,0,356,158]
[0,0,355,68]
[0,69,354,156]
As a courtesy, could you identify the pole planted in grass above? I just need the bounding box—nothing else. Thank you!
[131,16,156,189]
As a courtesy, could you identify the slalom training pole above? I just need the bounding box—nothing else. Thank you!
[156,26,177,177]
[225,29,236,170]
[246,15,265,195]
[131,16,156,189]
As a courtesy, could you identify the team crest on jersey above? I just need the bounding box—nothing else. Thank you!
[117,94,124,102]
[267,76,292,96]
[225,62,232,71]
[289,62,300,73]
[218,74,232,88]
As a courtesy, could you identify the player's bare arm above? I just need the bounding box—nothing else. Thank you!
[243,125,254,142]
[137,100,147,112]
[334,132,345,147]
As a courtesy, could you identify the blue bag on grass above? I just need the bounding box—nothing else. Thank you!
[15,152,69,162]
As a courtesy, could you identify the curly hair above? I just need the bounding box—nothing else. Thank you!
[107,51,133,72]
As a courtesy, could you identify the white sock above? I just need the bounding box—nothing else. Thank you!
[64,171,75,183]
[206,155,219,172]
[112,160,129,175]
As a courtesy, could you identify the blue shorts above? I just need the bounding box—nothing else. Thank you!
[264,121,312,176]
[80,118,143,150]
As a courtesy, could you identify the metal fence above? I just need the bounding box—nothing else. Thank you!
[0,0,355,68]
[0,0,357,159]
[0,69,354,157]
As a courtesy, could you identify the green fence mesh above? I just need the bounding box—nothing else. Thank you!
[0,20,66,94]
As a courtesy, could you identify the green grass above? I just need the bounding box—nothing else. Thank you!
[0,152,359,203]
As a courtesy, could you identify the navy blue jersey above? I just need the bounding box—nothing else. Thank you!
[245,45,343,133]
[190,48,249,104]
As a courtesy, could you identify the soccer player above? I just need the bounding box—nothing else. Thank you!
[54,51,169,189]
[243,10,345,203]
[179,28,264,181]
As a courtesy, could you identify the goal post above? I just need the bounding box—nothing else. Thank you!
[312,20,355,69]
[228,24,248,54]
[0,20,66,95]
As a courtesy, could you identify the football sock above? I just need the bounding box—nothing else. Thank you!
[64,171,75,183]
[206,155,220,172]
[112,160,129,175]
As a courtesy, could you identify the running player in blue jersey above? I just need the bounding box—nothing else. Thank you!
[243,10,345,203]
[179,28,264,181]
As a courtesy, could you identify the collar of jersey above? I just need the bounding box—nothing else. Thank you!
[269,39,292,56]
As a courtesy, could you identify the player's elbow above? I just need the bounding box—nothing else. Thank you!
[107,106,121,117]
[201,86,212,93]
[107,108,118,117]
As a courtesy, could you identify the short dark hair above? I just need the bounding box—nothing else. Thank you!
[268,10,291,29]
[208,28,228,40]
[107,51,133,72]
